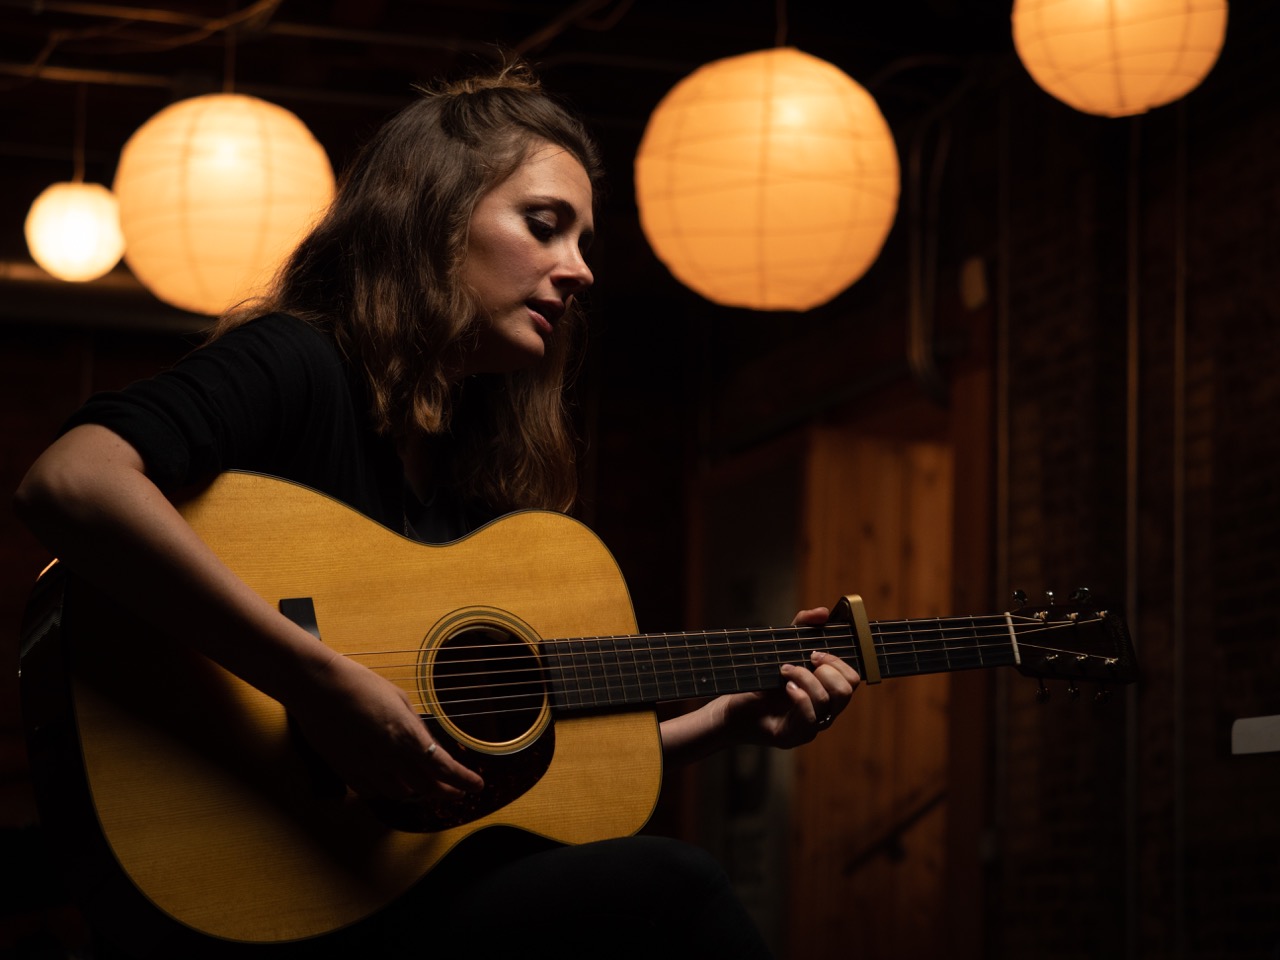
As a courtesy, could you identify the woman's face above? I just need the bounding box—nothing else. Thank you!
[460,140,595,376]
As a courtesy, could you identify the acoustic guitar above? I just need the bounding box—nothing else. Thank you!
[19,471,1137,954]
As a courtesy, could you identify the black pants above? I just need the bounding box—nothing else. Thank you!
[355,830,775,959]
[92,831,774,959]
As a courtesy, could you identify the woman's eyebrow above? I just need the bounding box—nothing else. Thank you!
[528,195,594,239]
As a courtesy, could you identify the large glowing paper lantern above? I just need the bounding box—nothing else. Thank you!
[1012,0,1229,118]
[635,48,900,312]
[24,181,125,282]
[113,93,334,315]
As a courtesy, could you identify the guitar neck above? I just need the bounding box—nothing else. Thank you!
[542,614,1020,712]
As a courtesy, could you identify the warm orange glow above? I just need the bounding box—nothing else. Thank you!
[113,93,334,315]
[635,48,900,312]
[1012,0,1229,117]
[24,181,125,282]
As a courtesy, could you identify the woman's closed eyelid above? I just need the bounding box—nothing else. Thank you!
[526,214,556,237]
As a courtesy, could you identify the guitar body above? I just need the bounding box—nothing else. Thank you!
[20,472,662,952]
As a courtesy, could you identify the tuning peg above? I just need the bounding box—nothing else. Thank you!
[1012,590,1028,610]
[1045,590,1056,606]
[1035,679,1050,703]
[1070,586,1091,604]
[1067,681,1080,702]
[1094,685,1112,704]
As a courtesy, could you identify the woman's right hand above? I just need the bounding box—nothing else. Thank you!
[15,424,484,808]
[286,653,485,804]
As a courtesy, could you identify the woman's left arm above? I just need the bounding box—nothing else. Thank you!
[660,607,860,766]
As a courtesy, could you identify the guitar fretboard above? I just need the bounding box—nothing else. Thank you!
[542,615,1020,712]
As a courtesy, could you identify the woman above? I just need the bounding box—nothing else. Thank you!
[16,63,858,958]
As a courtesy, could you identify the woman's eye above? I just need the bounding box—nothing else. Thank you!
[526,216,556,241]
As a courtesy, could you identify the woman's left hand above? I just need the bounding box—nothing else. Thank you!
[720,606,861,749]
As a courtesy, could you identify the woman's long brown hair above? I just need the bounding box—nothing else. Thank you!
[216,62,603,514]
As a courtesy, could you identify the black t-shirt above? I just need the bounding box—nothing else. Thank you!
[63,312,476,540]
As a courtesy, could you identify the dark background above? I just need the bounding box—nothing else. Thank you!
[2,2,1278,958]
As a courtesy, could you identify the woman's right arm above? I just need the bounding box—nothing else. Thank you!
[14,423,483,802]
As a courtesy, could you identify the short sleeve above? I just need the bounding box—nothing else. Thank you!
[62,314,354,492]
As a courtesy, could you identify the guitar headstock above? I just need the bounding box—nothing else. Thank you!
[1009,588,1138,697]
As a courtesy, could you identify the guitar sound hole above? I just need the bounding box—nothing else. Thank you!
[432,627,545,747]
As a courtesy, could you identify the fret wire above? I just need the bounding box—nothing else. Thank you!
[868,623,885,678]
[688,631,706,698]
[544,639,564,709]
[541,640,562,708]
[637,634,658,702]
[600,637,618,704]
[751,628,771,690]
[615,636,637,704]
[616,636,635,705]
[922,617,948,674]
[712,629,736,693]
[699,629,717,694]
[585,637,603,707]
[540,641,558,708]
[727,629,745,692]
[688,631,704,698]
[570,641,589,710]
[706,632,727,691]
[660,632,681,700]
[659,631,680,701]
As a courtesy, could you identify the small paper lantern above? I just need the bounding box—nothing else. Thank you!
[24,181,125,282]
[114,93,334,315]
[1012,0,1229,118]
[635,47,900,312]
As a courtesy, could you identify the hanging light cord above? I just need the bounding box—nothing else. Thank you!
[72,82,86,182]
[16,0,284,66]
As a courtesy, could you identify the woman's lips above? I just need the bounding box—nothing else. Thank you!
[528,300,564,335]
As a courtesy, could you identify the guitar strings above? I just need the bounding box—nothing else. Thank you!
[345,620,1101,690]
[343,614,1091,663]
[325,616,1119,721]
[398,629,1114,722]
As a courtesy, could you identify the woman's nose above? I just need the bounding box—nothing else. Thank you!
[556,244,593,293]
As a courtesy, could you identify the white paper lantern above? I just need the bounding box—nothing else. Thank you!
[114,93,335,315]
[24,181,125,282]
[635,48,900,312]
[1013,0,1229,118]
